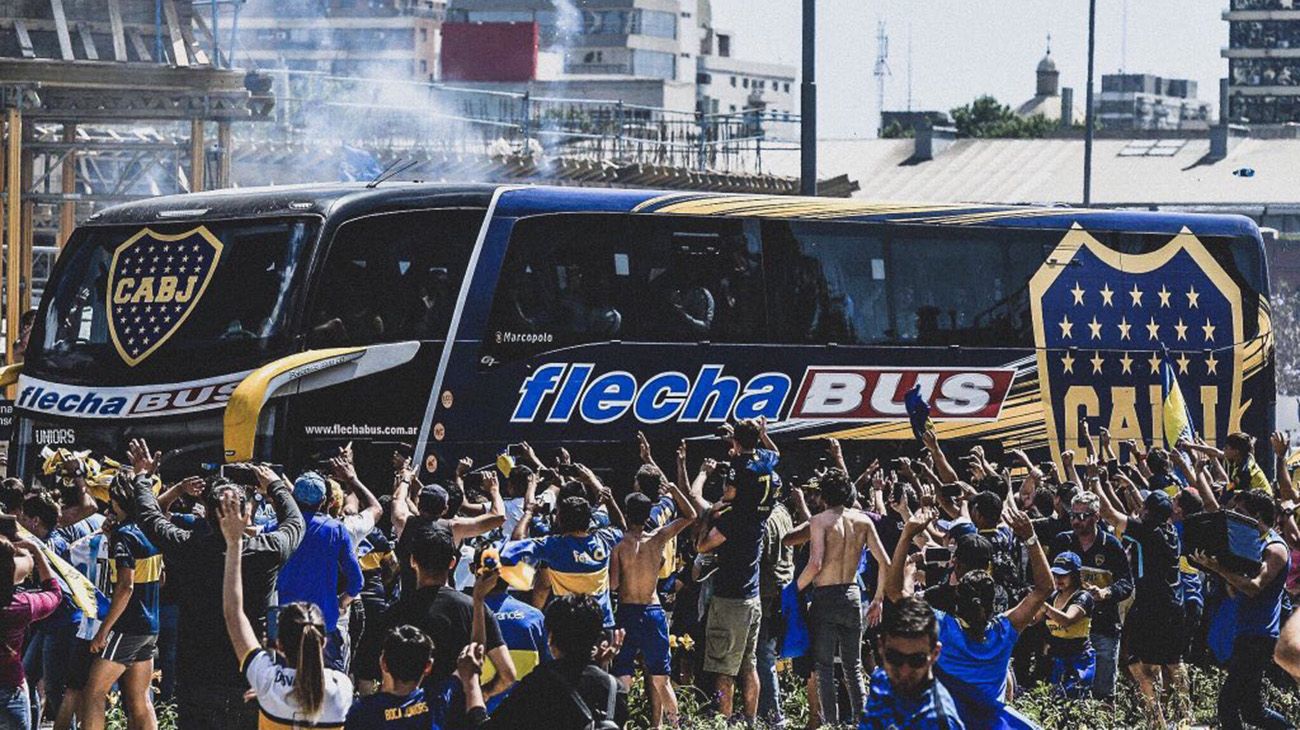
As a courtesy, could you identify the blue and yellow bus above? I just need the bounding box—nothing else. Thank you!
[5,183,1274,484]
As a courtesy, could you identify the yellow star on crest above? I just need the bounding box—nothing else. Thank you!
[1090,352,1105,374]
[1145,317,1160,340]
[1088,316,1103,340]
[1202,319,1215,342]
[1177,353,1191,374]
[1158,285,1172,308]
[1205,352,1219,374]
[1099,283,1115,307]
[1061,352,1075,374]
[1174,318,1188,341]
[1117,317,1132,340]
[1119,352,1133,374]
[1071,282,1085,306]
[1130,283,1144,307]
[1059,315,1074,339]
[1186,285,1200,309]
[1148,352,1162,373]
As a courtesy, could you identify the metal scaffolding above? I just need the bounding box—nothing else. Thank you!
[0,0,273,368]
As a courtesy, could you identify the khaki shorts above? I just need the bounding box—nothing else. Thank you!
[703,596,761,677]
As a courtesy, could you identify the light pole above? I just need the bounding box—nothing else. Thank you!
[800,0,817,196]
[1083,0,1096,206]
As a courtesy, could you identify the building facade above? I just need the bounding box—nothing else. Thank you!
[1224,0,1300,124]
[447,0,698,84]
[695,24,796,119]
[1097,74,1211,130]
[238,0,444,79]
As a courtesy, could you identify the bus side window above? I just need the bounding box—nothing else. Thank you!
[886,230,1040,347]
[309,208,483,348]
[761,220,889,345]
[483,213,766,364]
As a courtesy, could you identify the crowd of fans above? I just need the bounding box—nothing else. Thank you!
[2,417,1300,729]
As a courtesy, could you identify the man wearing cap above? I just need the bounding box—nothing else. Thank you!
[1048,491,1132,699]
[276,471,364,671]
[1088,477,1189,729]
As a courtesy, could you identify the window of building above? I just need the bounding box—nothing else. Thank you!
[308,209,485,347]
[730,76,737,87]
[697,72,712,84]
[483,214,765,362]
[718,34,731,57]
[640,10,677,39]
[784,82,791,92]
[420,27,428,43]
[632,49,676,80]
[743,78,749,88]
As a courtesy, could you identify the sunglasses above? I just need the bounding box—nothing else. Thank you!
[883,649,930,669]
[1069,511,1096,521]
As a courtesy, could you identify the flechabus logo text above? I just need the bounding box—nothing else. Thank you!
[510,364,1016,425]
[14,373,249,419]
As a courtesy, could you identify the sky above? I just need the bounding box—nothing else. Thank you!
[708,0,1228,138]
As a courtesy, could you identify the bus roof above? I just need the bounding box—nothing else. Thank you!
[82,182,1262,241]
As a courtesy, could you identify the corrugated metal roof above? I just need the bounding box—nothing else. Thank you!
[762,137,1300,205]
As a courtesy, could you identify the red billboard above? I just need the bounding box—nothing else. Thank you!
[441,22,538,82]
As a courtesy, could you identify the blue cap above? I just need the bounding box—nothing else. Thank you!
[945,520,978,539]
[1144,490,1174,524]
[1052,551,1083,576]
[292,471,328,507]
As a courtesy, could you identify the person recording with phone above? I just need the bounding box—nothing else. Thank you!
[125,439,305,730]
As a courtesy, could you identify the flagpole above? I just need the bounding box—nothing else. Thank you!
[1083,0,1097,206]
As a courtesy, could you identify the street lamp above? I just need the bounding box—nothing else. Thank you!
[800,0,817,197]
[1083,0,1097,206]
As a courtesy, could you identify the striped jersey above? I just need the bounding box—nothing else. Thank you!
[65,531,112,641]
[498,527,622,627]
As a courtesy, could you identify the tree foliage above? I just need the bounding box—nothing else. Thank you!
[949,95,1057,139]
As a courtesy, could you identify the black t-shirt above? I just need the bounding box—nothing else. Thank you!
[728,449,780,516]
[712,507,764,600]
[368,585,504,687]
[1124,517,1182,613]
[473,658,619,729]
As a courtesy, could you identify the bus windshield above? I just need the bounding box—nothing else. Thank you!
[31,217,319,382]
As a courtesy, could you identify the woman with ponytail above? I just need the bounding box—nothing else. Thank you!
[886,502,1052,730]
[218,490,352,728]
[0,534,62,729]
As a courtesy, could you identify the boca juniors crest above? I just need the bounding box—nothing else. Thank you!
[1030,224,1244,463]
[106,226,223,367]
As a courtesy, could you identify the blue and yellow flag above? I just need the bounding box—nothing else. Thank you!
[17,525,104,621]
[1161,349,1197,448]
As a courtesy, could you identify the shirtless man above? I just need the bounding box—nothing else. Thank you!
[794,468,891,726]
[610,476,697,728]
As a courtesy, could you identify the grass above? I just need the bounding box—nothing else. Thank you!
[624,663,1300,729]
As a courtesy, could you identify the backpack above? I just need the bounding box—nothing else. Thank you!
[535,662,619,730]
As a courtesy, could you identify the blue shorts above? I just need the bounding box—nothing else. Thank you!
[612,603,670,677]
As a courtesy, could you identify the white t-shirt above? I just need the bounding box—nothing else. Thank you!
[242,647,353,729]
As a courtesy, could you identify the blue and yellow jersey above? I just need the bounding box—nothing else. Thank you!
[480,591,550,711]
[1229,456,1272,495]
[647,495,678,579]
[357,527,393,574]
[108,521,163,635]
[498,527,622,627]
